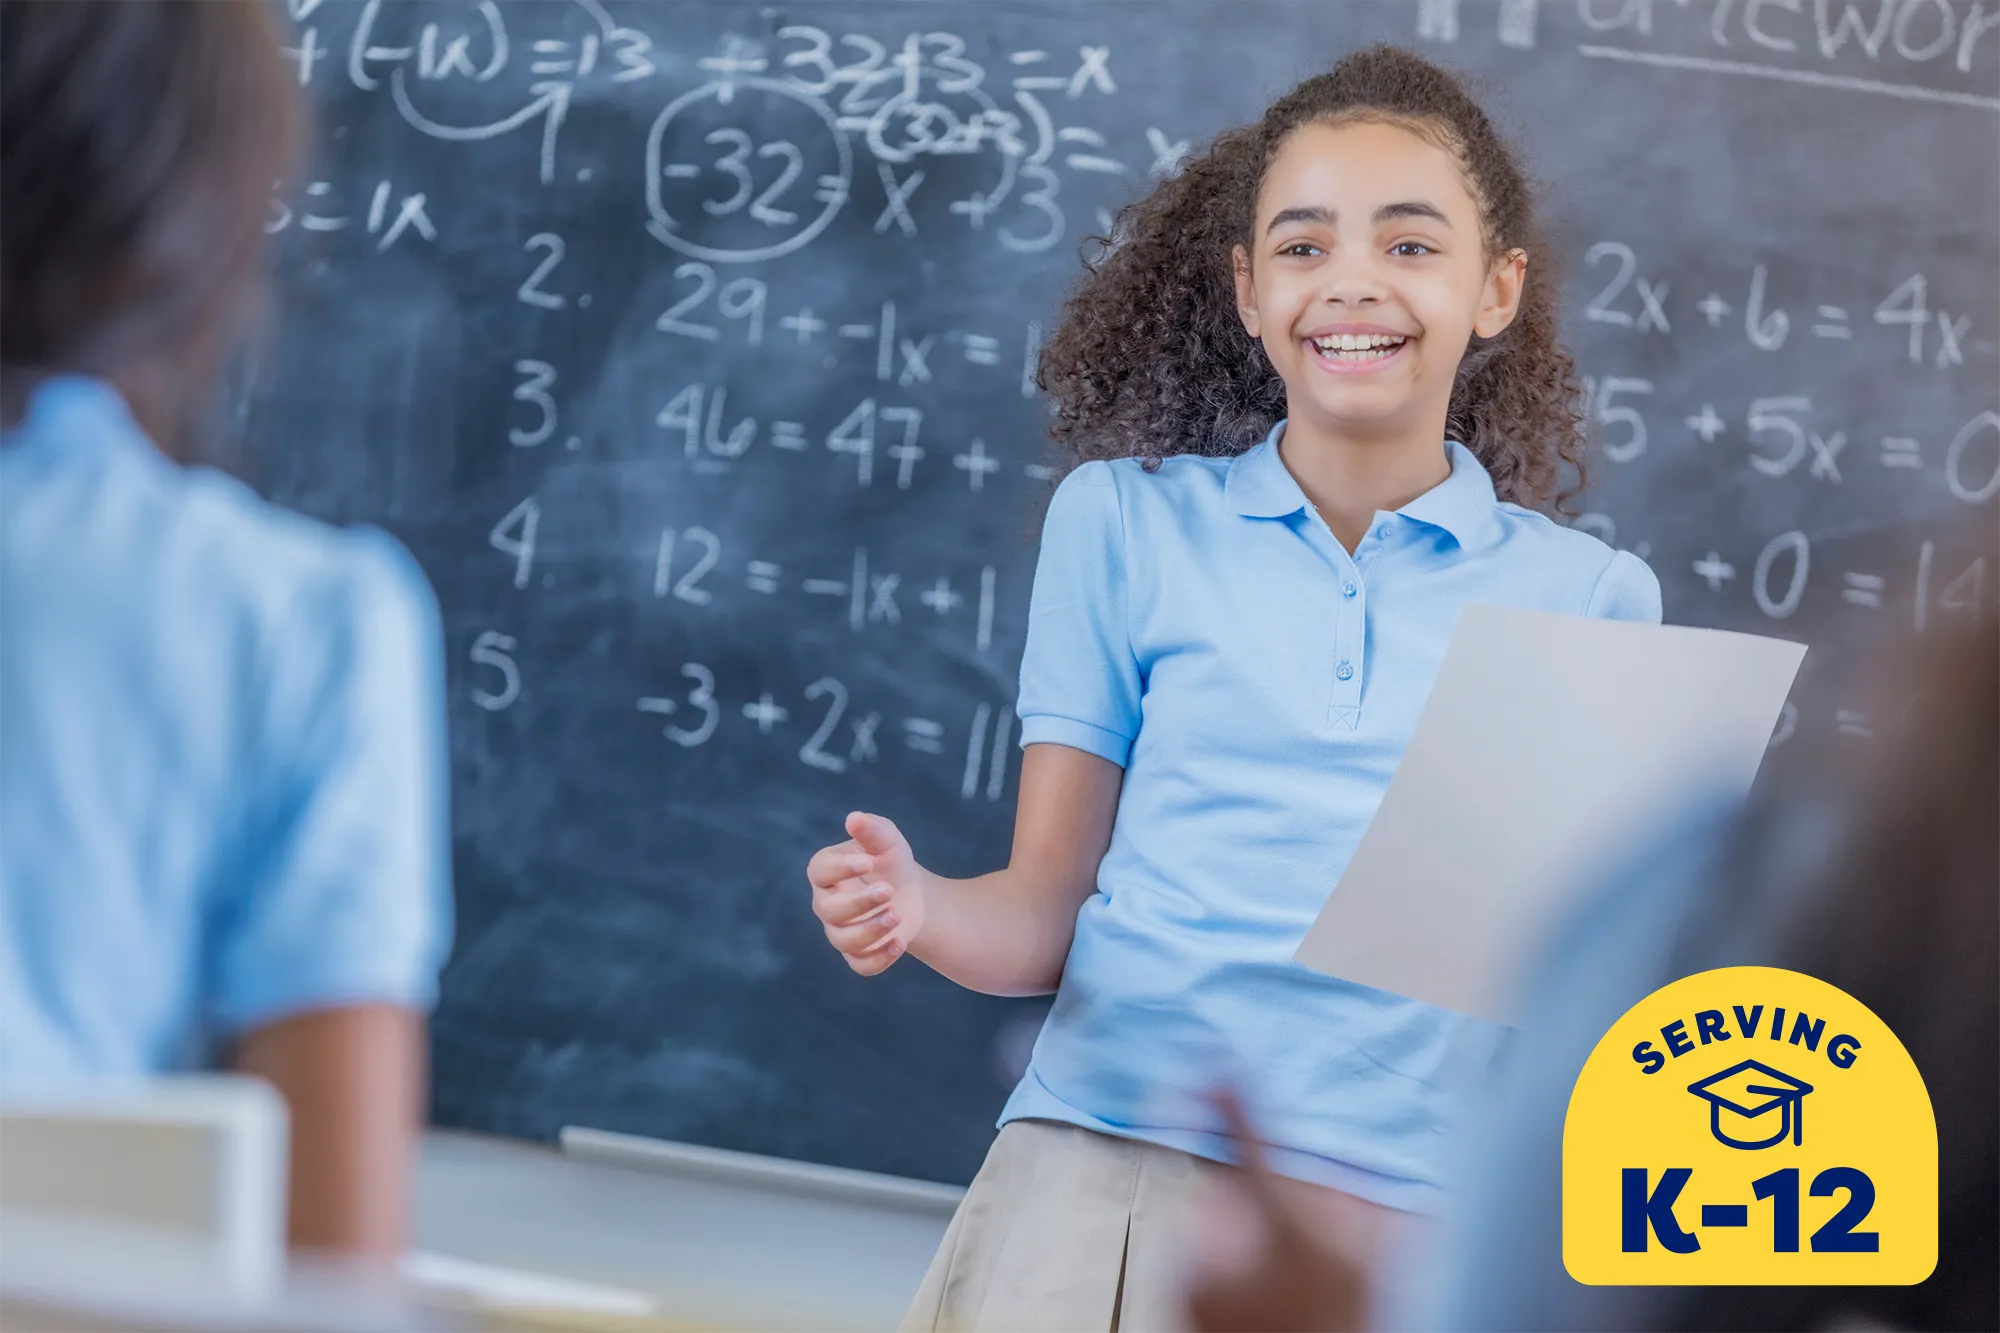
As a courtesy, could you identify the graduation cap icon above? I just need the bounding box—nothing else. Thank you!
[1687,1059,1814,1150]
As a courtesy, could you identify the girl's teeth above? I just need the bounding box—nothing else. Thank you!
[1312,336,1406,356]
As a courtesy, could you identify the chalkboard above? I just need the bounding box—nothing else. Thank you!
[231,0,1998,1186]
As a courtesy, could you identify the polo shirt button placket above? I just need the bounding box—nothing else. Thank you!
[1327,642,1363,727]
[1329,563,1364,728]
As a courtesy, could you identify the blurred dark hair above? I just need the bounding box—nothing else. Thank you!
[0,0,302,453]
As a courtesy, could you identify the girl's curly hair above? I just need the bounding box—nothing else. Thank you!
[1037,44,1586,511]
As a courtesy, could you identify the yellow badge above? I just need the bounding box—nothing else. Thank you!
[1563,965,1936,1285]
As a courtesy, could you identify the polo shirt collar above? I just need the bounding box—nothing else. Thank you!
[1222,420,1306,518]
[1224,419,1503,552]
[1400,437,1504,553]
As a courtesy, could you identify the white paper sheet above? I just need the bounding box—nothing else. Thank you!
[1293,604,1806,1025]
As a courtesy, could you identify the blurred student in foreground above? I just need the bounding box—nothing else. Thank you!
[1183,603,1998,1331]
[0,2,451,1263]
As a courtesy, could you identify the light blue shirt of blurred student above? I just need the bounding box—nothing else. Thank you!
[1002,421,1662,1212]
[0,376,452,1079]
[1389,793,1806,1331]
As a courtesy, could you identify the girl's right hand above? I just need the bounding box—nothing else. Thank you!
[806,811,927,976]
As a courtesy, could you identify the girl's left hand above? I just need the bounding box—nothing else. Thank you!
[1180,1085,1370,1333]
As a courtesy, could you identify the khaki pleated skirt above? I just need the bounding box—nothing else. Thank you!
[899,1119,1229,1333]
[902,1118,1417,1333]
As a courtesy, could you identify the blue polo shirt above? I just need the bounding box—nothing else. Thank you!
[1000,421,1661,1211]
[0,377,453,1080]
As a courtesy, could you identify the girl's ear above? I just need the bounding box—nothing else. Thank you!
[1232,244,1261,339]
[1473,247,1527,339]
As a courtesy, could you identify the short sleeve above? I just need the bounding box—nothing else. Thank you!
[1015,462,1143,767]
[1584,549,1663,624]
[207,530,454,1034]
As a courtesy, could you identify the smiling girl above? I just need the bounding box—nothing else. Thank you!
[806,44,1661,1331]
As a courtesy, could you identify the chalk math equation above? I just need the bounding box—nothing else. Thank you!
[269,0,1187,799]
[1567,236,1995,745]
[260,0,1997,791]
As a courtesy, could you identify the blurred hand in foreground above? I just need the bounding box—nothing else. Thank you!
[1182,1085,1371,1333]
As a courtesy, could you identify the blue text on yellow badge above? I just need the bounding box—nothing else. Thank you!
[1564,966,1936,1285]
